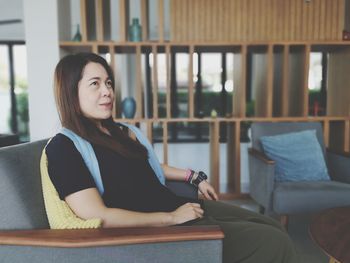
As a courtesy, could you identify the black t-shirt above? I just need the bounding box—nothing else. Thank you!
[45,134,201,213]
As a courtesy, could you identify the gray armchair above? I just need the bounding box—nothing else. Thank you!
[0,140,223,263]
[248,122,350,228]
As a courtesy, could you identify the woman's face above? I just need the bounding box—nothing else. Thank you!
[78,62,114,122]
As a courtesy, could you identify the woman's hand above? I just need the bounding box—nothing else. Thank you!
[198,181,219,201]
[170,203,204,225]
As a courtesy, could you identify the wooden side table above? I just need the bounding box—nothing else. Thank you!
[309,206,350,263]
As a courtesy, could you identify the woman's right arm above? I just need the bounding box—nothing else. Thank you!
[65,188,204,228]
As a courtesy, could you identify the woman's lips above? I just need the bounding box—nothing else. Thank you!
[100,102,112,109]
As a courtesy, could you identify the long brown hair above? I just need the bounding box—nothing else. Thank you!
[54,52,147,160]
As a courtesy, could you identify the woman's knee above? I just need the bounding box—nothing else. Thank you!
[222,223,298,263]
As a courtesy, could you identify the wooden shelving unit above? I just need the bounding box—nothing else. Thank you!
[58,0,350,199]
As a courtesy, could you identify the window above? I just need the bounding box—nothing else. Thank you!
[0,41,29,141]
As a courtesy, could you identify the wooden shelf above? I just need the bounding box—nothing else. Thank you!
[113,117,350,123]
[60,40,350,47]
[58,0,350,197]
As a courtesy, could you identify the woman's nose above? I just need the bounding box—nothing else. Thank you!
[101,84,112,97]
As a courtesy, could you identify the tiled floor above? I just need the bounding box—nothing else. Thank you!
[222,199,329,263]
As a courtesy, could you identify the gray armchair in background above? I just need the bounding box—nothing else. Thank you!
[248,122,350,228]
[0,140,223,263]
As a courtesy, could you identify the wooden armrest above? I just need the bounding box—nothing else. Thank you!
[248,148,275,165]
[0,226,224,248]
[327,148,350,158]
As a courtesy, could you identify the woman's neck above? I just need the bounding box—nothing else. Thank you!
[96,121,111,136]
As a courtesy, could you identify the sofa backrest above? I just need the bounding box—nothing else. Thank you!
[251,122,326,156]
[0,139,49,230]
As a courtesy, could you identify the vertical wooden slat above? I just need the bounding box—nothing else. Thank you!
[92,44,98,54]
[290,0,296,41]
[152,45,159,119]
[80,0,88,42]
[282,0,289,41]
[242,0,248,41]
[163,121,168,164]
[135,46,143,118]
[158,0,164,42]
[187,0,193,41]
[170,0,176,41]
[203,0,209,41]
[246,0,252,41]
[296,0,302,40]
[323,120,330,148]
[235,0,241,41]
[109,44,118,118]
[345,120,350,152]
[141,0,149,41]
[338,0,346,40]
[175,0,180,41]
[308,0,314,41]
[239,45,247,117]
[210,121,220,193]
[302,45,311,117]
[234,121,241,194]
[270,0,275,40]
[263,0,269,41]
[180,0,186,41]
[319,0,326,40]
[147,121,153,143]
[165,45,171,118]
[272,0,278,41]
[266,45,274,118]
[301,0,307,40]
[226,122,235,193]
[95,0,104,41]
[224,0,230,41]
[108,45,115,71]
[325,1,331,40]
[313,0,320,41]
[197,0,203,41]
[119,0,127,42]
[332,0,339,40]
[218,0,224,41]
[282,45,289,117]
[253,0,259,41]
[188,45,194,118]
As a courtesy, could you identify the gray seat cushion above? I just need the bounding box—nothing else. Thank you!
[0,140,49,230]
[273,181,350,214]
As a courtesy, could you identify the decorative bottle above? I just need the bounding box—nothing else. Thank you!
[72,24,82,42]
[129,18,142,42]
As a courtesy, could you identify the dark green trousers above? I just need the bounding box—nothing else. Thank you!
[191,200,299,263]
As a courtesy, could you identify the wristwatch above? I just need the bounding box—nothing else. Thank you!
[192,171,208,187]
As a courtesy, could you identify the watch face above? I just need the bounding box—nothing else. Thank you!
[199,171,208,180]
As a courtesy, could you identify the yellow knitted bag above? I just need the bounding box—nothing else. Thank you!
[40,145,102,229]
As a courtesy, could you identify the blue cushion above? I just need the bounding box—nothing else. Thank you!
[260,130,330,182]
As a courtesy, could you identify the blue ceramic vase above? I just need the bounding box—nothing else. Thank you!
[121,97,136,118]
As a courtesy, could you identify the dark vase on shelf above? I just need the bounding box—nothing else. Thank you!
[72,24,82,42]
[129,18,142,42]
[121,97,136,118]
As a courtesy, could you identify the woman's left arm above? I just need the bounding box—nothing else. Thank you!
[161,164,219,201]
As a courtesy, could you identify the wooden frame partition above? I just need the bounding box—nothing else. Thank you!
[80,0,88,42]
[59,37,350,200]
[152,45,159,119]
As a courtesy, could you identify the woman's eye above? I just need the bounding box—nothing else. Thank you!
[90,81,98,86]
[106,80,112,87]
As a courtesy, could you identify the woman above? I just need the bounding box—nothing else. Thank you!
[45,52,298,263]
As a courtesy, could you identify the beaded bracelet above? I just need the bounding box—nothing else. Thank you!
[186,169,195,183]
